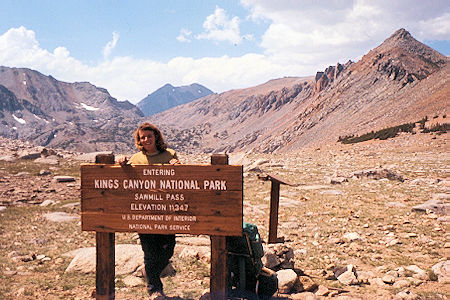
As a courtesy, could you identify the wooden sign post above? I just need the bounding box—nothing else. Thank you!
[81,154,243,299]
[210,154,229,300]
[94,154,115,300]
[258,173,294,244]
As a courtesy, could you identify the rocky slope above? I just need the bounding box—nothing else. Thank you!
[0,132,448,299]
[137,83,213,116]
[0,66,143,153]
[151,29,449,153]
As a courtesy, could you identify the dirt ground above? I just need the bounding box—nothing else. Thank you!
[0,132,448,299]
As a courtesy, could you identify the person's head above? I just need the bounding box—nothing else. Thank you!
[134,122,167,153]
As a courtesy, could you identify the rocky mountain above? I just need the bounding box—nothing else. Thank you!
[0,66,144,153]
[151,29,449,153]
[137,83,213,116]
[0,29,447,154]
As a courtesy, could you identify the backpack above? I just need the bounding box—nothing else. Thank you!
[226,222,278,299]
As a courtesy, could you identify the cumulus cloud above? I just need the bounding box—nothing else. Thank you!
[176,28,192,43]
[0,0,448,104]
[103,31,120,60]
[0,26,286,103]
[196,6,252,45]
[242,0,450,67]
[0,26,87,77]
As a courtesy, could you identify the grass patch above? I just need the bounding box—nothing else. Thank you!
[0,159,81,177]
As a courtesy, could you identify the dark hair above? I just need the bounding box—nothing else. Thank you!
[134,122,167,153]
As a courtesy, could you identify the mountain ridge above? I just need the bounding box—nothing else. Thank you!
[0,28,448,154]
[150,28,448,153]
[137,83,213,116]
[0,66,143,152]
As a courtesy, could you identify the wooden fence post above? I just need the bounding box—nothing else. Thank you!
[210,154,228,300]
[94,154,115,300]
[258,173,294,244]
[268,180,281,244]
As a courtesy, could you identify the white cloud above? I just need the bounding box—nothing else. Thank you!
[242,0,450,68]
[0,0,448,105]
[418,12,450,39]
[0,27,287,103]
[196,6,249,45]
[176,28,192,43]
[103,31,120,60]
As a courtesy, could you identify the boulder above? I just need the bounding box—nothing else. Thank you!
[405,265,428,280]
[353,168,404,182]
[0,155,16,162]
[343,232,361,242]
[35,156,59,165]
[64,244,144,275]
[74,151,114,162]
[44,212,78,222]
[412,199,449,215]
[381,274,396,284]
[122,275,143,287]
[53,175,76,183]
[325,176,348,184]
[18,151,41,160]
[40,200,56,207]
[262,250,281,269]
[290,292,320,300]
[294,275,317,292]
[432,260,449,283]
[337,265,359,285]
[178,246,210,262]
[277,269,298,293]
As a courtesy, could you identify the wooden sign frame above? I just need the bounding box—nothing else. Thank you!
[81,163,243,236]
[81,154,241,300]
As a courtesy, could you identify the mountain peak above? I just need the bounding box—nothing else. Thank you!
[162,83,174,89]
[371,28,447,66]
[379,28,416,50]
[390,28,411,40]
[137,83,213,116]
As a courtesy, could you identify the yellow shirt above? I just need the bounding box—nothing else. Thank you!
[128,148,177,165]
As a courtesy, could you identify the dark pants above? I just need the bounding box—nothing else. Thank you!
[139,233,176,292]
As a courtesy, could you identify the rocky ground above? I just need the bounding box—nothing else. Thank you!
[0,132,448,299]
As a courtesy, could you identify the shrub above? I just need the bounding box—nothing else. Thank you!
[338,122,415,144]
[421,123,449,134]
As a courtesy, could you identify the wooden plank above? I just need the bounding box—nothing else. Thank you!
[82,213,242,236]
[257,172,295,186]
[81,164,243,190]
[81,190,242,214]
[209,154,230,300]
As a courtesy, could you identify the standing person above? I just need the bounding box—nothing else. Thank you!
[118,122,179,299]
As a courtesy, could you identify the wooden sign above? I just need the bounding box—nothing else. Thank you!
[81,164,243,236]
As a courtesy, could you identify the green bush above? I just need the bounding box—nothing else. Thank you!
[338,122,415,144]
[421,123,449,134]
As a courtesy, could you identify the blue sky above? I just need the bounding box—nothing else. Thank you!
[0,0,449,103]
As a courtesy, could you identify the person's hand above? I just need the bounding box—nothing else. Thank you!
[117,155,129,166]
[169,158,180,165]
